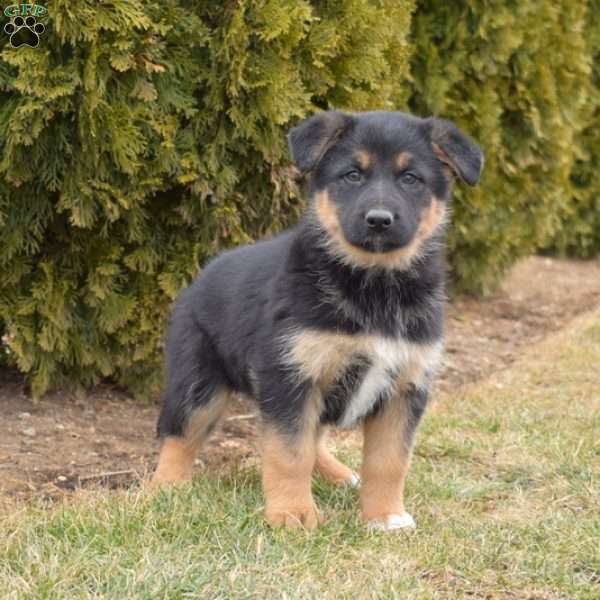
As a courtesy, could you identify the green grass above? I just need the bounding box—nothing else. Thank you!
[2,310,600,599]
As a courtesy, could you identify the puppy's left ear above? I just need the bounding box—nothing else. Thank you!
[288,110,352,174]
[427,118,484,186]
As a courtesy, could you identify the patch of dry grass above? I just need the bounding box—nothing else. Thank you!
[1,309,599,599]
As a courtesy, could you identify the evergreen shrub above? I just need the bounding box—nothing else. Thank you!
[410,0,595,292]
[547,0,600,258]
[0,0,414,395]
[2,0,598,396]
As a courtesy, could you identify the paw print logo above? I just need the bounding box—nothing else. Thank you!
[4,15,45,48]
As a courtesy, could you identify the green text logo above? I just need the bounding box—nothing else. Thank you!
[4,4,47,18]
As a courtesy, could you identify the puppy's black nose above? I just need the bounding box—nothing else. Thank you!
[365,209,394,231]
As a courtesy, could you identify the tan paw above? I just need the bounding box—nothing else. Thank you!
[151,438,195,487]
[367,512,416,532]
[150,460,194,487]
[265,504,321,530]
[149,472,192,489]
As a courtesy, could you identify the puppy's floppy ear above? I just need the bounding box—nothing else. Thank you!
[288,111,352,174]
[427,118,484,186]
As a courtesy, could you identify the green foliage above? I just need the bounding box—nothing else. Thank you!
[0,0,414,395]
[2,0,599,395]
[410,0,596,292]
[547,0,600,258]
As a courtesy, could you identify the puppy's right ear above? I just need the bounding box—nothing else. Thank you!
[288,111,351,174]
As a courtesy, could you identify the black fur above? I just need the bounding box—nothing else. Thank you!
[288,111,352,173]
[428,118,484,186]
[406,383,430,432]
[156,111,483,439]
[321,356,371,423]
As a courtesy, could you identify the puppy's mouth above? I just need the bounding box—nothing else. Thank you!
[358,234,407,254]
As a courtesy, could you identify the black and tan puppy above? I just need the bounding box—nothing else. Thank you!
[152,111,483,531]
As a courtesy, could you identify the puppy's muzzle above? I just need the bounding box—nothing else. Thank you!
[365,209,394,233]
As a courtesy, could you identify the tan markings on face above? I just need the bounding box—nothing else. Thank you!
[314,426,356,484]
[360,398,413,521]
[151,390,230,486]
[395,151,412,170]
[355,150,372,170]
[314,191,447,270]
[314,189,342,236]
[410,197,446,248]
[261,399,321,529]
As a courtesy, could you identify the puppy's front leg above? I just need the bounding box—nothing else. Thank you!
[360,384,429,531]
[260,384,321,530]
[261,421,320,529]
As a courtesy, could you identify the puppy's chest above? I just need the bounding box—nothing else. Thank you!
[284,330,442,428]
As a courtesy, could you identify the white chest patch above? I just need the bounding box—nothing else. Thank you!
[282,329,443,427]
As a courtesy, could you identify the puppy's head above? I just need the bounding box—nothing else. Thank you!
[288,111,484,268]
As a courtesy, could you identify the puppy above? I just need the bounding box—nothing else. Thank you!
[152,111,484,531]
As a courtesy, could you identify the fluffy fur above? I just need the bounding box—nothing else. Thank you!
[152,110,483,530]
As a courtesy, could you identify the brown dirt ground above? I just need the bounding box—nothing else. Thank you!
[1,256,599,504]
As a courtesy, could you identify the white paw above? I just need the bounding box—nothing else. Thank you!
[347,472,361,488]
[368,512,416,532]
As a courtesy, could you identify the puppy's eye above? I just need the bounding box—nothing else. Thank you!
[343,170,364,184]
[400,172,420,185]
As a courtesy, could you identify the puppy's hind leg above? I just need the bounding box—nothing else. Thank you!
[153,387,231,486]
[314,427,360,487]
[152,315,231,486]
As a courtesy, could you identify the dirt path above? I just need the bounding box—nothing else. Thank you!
[1,256,599,503]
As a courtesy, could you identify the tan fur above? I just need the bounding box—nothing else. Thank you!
[314,427,355,484]
[395,151,412,170]
[284,328,441,392]
[360,398,413,521]
[261,414,320,529]
[151,390,230,486]
[441,164,455,182]
[411,197,446,248]
[284,329,361,385]
[314,190,446,269]
[432,142,460,179]
[150,437,197,486]
[355,150,372,170]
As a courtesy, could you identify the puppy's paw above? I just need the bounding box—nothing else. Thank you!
[151,438,195,487]
[367,512,416,532]
[149,470,192,488]
[347,472,361,488]
[265,503,320,530]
